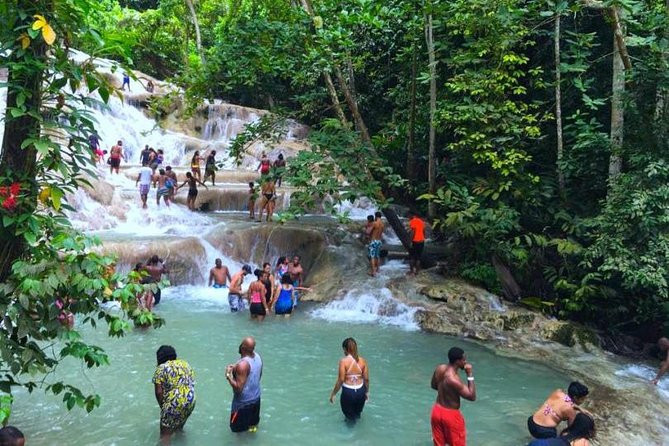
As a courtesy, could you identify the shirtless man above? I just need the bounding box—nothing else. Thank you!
[109,140,124,174]
[288,255,304,307]
[528,381,589,439]
[165,166,178,202]
[209,258,232,288]
[651,337,669,385]
[368,211,384,276]
[229,265,252,312]
[257,180,276,223]
[145,255,167,305]
[154,168,171,207]
[430,347,476,446]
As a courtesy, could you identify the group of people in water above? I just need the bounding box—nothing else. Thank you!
[208,255,310,318]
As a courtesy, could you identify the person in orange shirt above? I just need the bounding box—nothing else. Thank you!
[408,210,426,276]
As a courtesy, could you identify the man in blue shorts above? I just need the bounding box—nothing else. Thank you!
[209,258,231,288]
[228,265,251,312]
[368,211,384,276]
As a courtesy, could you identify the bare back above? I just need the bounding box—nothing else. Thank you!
[340,355,368,387]
[532,389,576,428]
[432,364,463,409]
[230,271,244,294]
[370,219,384,241]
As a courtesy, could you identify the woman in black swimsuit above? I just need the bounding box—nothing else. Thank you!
[176,172,208,211]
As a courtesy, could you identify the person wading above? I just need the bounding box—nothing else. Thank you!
[329,338,370,423]
[430,347,476,446]
[368,211,384,276]
[229,265,251,312]
[226,337,263,433]
[208,258,231,288]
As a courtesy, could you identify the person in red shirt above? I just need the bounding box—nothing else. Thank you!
[407,210,426,276]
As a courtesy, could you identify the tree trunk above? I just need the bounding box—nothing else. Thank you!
[609,32,625,179]
[334,66,371,144]
[425,11,437,218]
[185,0,205,65]
[555,14,565,195]
[492,255,522,302]
[0,49,44,281]
[406,36,418,181]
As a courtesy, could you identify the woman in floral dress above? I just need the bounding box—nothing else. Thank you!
[153,345,196,444]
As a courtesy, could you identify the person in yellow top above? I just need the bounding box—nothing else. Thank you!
[152,346,196,444]
[407,210,426,276]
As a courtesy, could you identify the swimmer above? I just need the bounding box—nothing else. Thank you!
[209,258,231,288]
[329,338,369,423]
[430,347,476,446]
[527,412,596,446]
[229,265,252,312]
[248,269,269,321]
[651,337,669,385]
[528,382,589,439]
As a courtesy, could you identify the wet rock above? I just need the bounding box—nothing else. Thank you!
[81,176,115,206]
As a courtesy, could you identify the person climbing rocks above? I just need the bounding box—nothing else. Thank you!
[407,210,426,276]
[109,140,124,174]
[154,168,171,207]
[430,347,476,446]
[122,72,130,91]
[203,150,217,186]
[136,162,153,209]
[209,258,231,288]
[226,337,263,433]
[145,255,167,305]
[651,337,669,385]
[528,382,589,439]
[140,144,151,166]
[257,179,276,223]
[165,166,178,202]
[146,79,155,93]
[368,211,384,276]
[176,172,208,211]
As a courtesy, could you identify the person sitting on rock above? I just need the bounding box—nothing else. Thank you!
[528,381,589,439]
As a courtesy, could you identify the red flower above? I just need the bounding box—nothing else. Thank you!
[0,187,7,197]
[2,196,17,210]
[9,183,20,196]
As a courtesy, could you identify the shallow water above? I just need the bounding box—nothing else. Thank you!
[12,285,567,446]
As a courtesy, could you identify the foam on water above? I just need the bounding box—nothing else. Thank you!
[310,287,420,331]
[615,364,669,400]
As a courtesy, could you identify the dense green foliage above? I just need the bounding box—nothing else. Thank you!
[81,0,669,338]
[1,0,163,423]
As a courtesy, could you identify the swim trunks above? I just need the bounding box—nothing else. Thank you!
[110,158,120,168]
[410,241,425,261]
[228,293,244,312]
[157,187,169,197]
[368,240,382,259]
[431,404,466,446]
[139,184,150,196]
[527,416,558,439]
[340,384,366,421]
[188,189,198,199]
[212,283,227,289]
[249,302,266,316]
[527,439,570,446]
[230,399,261,432]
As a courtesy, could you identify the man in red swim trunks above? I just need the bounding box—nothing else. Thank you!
[430,347,476,446]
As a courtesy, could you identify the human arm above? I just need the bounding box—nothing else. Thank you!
[208,269,214,287]
[154,383,164,406]
[652,358,669,385]
[363,358,370,400]
[329,359,346,403]
[294,286,312,292]
[135,174,141,186]
[197,179,209,189]
[431,364,446,390]
[226,361,249,394]
[456,363,476,401]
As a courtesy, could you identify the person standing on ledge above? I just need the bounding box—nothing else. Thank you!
[203,150,217,186]
[368,211,384,276]
[407,210,426,276]
[109,140,124,175]
[209,258,231,289]
[652,337,669,385]
[136,162,153,209]
[226,337,263,433]
[430,347,476,446]
[329,337,370,423]
[273,153,286,187]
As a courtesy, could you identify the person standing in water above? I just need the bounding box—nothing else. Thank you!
[407,210,426,276]
[152,346,196,445]
[155,168,171,207]
[652,337,669,385]
[145,255,167,305]
[122,72,131,91]
[273,153,286,187]
[208,258,231,288]
[329,338,370,422]
[528,382,589,439]
[288,255,304,306]
[203,150,217,186]
[527,412,596,446]
[430,347,476,446]
[176,172,208,211]
[136,162,153,209]
[140,144,151,166]
[248,182,258,220]
[109,140,124,175]
[368,211,384,276]
[257,179,276,223]
[190,151,202,182]
[229,265,252,312]
[165,166,178,203]
[226,337,263,433]
[248,269,269,322]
